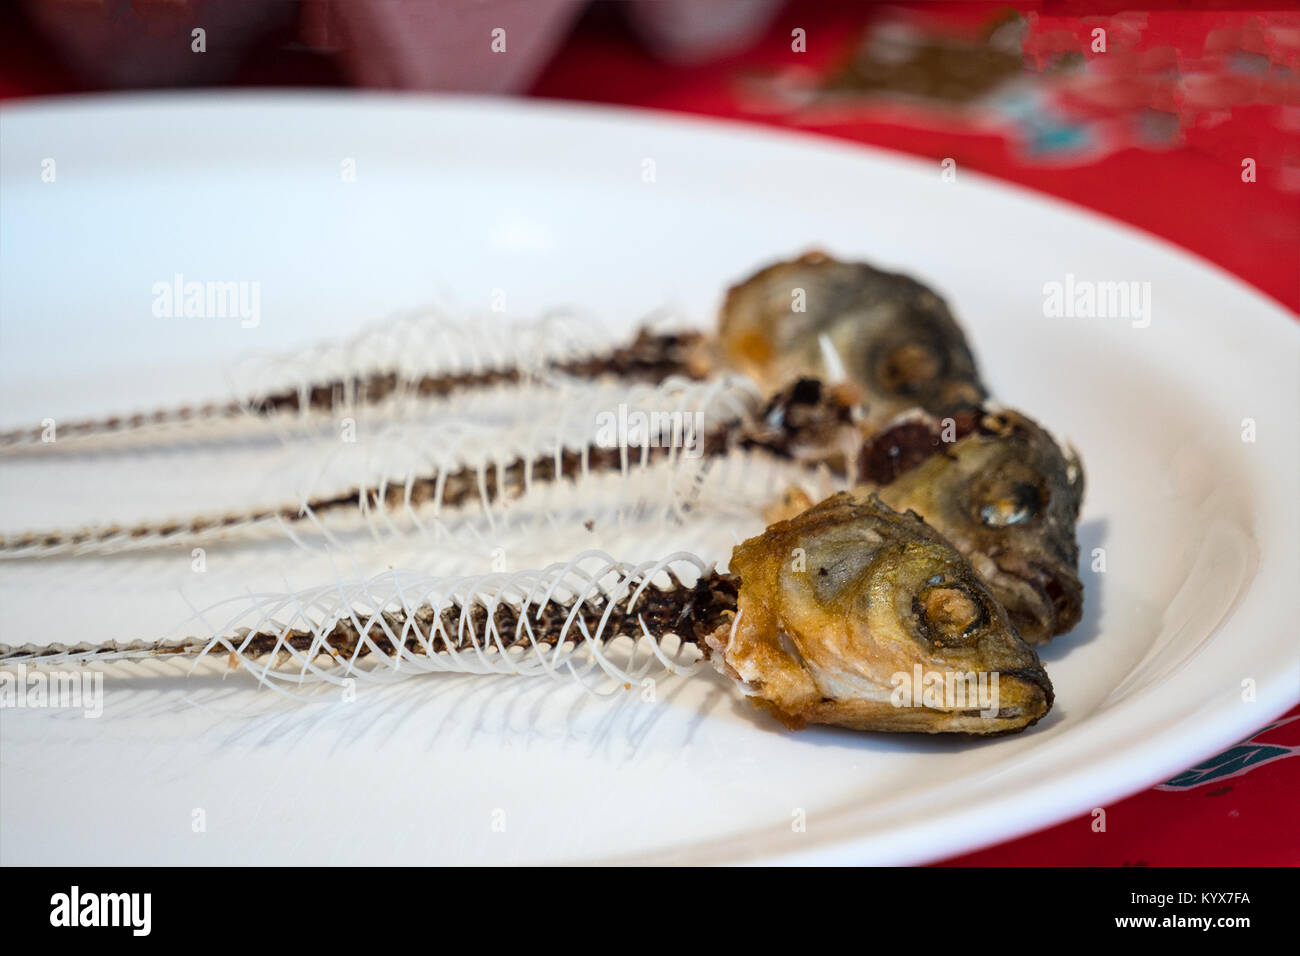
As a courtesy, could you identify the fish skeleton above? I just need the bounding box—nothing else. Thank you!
[0,380,1084,647]
[0,376,854,559]
[1,252,981,453]
[0,496,1052,735]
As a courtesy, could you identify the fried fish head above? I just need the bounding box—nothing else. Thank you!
[861,407,1085,644]
[705,493,1053,734]
[718,251,986,424]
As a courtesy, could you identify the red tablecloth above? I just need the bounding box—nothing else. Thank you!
[1,0,1295,865]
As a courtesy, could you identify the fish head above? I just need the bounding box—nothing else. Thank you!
[718,251,985,423]
[862,407,1085,644]
[704,492,1053,734]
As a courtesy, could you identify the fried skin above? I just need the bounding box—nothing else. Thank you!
[706,493,1053,734]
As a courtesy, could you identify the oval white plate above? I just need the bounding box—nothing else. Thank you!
[0,94,1296,865]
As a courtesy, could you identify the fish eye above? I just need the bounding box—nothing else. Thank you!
[973,471,1047,527]
[914,582,988,645]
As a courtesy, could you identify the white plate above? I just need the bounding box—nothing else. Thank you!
[0,94,1296,865]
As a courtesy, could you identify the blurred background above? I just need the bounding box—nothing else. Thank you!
[0,0,1295,310]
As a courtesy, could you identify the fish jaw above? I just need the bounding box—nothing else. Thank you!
[705,493,1052,735]
[977,551,1085,646]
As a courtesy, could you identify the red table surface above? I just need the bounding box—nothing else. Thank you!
[0,0,1295,865]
